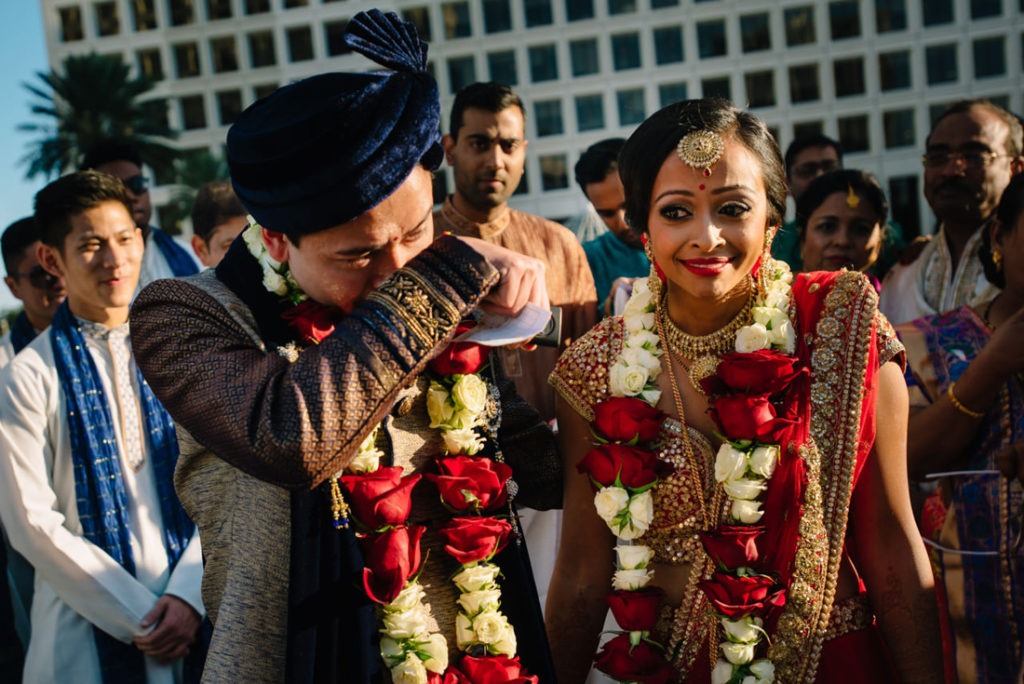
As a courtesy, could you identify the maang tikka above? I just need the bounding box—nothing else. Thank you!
[676,129,725,177]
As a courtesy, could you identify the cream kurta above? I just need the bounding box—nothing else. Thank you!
[0,323,204,684]
[0,331,15,369]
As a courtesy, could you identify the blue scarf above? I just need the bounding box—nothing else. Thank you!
[9,310,36,354]
[150,228,199,278]
[50,303,194,683]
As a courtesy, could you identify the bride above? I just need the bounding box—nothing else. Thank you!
[545,99,942,683]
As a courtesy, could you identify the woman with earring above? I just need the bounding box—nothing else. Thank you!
[545,99,941,684]
[898,173,1024,684]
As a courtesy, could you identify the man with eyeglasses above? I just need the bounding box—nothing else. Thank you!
[880,99,1023,325]
[80,140,199,290]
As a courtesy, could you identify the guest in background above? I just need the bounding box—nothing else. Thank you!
[189,180,247,268]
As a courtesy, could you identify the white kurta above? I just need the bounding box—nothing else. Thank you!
[0,331,15,369]
[138,230,201,293]
[0,323,204,684]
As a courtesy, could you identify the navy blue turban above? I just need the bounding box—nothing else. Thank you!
[226,9,442,235]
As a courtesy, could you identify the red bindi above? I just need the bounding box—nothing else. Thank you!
[698,184,706,191]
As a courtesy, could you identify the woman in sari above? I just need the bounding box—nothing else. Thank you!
[899,173,1024,683]
[545,99,941,683]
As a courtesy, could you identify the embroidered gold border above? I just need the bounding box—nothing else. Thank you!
[366,270,461,350]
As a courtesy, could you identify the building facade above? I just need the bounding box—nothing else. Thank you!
[39,0,1024,236]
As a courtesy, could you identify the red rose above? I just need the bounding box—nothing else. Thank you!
[437,517,513,564]
[594,634,675,684]
[430,321,489,375]
[592,397,666,444]
[340,467,421,530]
[455,655,538,683]
[281,300,344,345]
[605,587,665,631]
[714,350,803,395]
[577,444,660,489]
[360,524,425,604]
[698,572,786,619]
[427,456,512,513]
[701,525,765,569]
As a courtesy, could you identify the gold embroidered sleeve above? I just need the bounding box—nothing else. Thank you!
[874,309,906,370]
[548,317,624,422]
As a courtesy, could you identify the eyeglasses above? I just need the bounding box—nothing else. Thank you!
[123,175,151,194]
[921,151,1009,170]
[12,264,58,290]
[791,160,840,180]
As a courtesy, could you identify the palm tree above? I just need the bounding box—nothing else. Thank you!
[19,52,177,180]
[160,147,230,234]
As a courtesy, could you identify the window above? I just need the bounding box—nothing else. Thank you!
[697,19,727,58]
[702,76,731,101]
[443,2,471,39]
[659,81,688,107]
[971,0,1002,18]
[528,45,558,82]
[788,64,819,103]
[253,83,278,101]
[608,0,637,14]
[95,2,120,36]
[483,0,512,32]
[611,33,641,70]
[535,99,564,136]
[879,50,911,90]
[653,26,683,65]
[740,13,771,52]
[540,154,568,191]
[283,0,308,7]
[325,20,351,57]
[922,0,953,25]
[875,0,906,31]
[402,8,432,41]
[169,0,194,26]
[216,90,243,125]
[570,39,600,76]
[883,108,915,148]
[793,120,824,140]
[248,31,276,68]
[575,94,605,131]
[745,71,776,108]
[59,7,84,42]
[524,0,553,26]
[447,56,476,94]
[137,48,163,80]
[173,42,201,77]
[651,0,679,6]
[973,36,1006,78]
[487,51,518,85]
[180,95,206,130]
[207,0,231,20]
[837,114,869,152]
[132,0,157,30]
[925,44,958,84]
[566,0,595,22]
[211,36,238,73]
[833,57,865,97]
[784,6,815,46]
[286,26,314,62]
[929,102,952,125]
[889,176,921,239]
[617,88,646,126]
[829,1,860,39]
[245,0,270,13]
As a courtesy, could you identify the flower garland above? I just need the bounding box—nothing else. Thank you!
[245,220,535,684]
[580,260,799,684]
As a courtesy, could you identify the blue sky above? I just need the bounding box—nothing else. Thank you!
[0,3,49,311]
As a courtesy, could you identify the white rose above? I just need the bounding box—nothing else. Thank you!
[419,633,449,674]
[450,407,482,430]
[749,659,775,681]
[631,276,652,299]
[348,449,382,474]
[612,567,652,590]
[609,362,649,397]
[615,544,653,570]
[623,311,656,334]
[262,268,288,296]
[711,660,735,684]
[723,477,767,501]
[443,428,485,455]
[623,285,653,315]
[389,582,426,612]
[771,319,796,354]
[628,329,660,351]
[451,373,488,413]
[490,629,517,657]
[621,346,662,374]
[383,606,427,639]
[735,323,770,353]
[715,443,748,483]
[458,589,501,615]
[721,616,763,643]
[426,384,454,428]
[721,640,756,665]
[748,445,778,479]
[731,498,764,524]
[380,636,405,665]
[391,653,428,684]
[470,611,512,646]
[452,563,501,592]
[242,222,263,251]
[764,287,790,310]
[640,388,663,405]
[594,487,630,525]
[455,613,474,648]
[627,491,654,531]
[751,306,787,331]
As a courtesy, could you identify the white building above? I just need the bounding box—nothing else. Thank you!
[39,0,1024,236]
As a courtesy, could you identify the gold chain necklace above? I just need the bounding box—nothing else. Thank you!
[657,284,754,360]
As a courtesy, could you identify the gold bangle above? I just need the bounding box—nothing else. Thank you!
[947,381,985,419]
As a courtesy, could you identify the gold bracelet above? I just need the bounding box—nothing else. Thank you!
[947,381,985,419]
